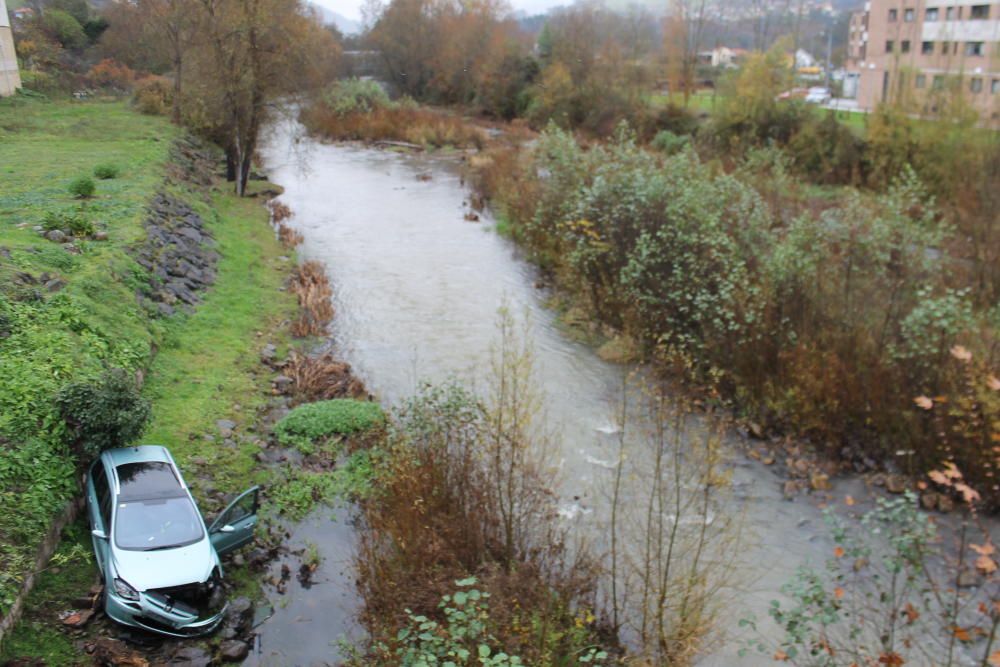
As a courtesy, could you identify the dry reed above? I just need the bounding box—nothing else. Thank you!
[289,260,334,337]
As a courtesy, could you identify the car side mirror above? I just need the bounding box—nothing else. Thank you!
[219,524,235,534]
[92,529,107,540]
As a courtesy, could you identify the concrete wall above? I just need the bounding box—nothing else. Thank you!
[0,0,22,97]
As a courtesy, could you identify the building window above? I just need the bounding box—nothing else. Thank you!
[941,41,950,54]
[889,8,898,20]
[926,7,939,20]
[916,73,926,88]
[922,40,934,54]
[970,77,983,93]
[901,40,911,53]
[946,6,955,19]
[886,40,895,53]
[932,75,944,89]
[966,41,984,56]
[970,4,990,18]
[904,8,915,21]
[993,79,1000,94]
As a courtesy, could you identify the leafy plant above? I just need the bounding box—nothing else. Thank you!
[274,398,384,452]
[93,163,121,179]
[68,176,96,199]
[56,368,151,457]
[42,209,95,237]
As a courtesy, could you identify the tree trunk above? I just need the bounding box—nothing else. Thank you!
[225,148,237,182]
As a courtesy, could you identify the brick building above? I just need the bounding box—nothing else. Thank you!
[0,0,20,97]
[846,0,998,120]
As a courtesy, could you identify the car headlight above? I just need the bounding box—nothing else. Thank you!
[113,577,140,601]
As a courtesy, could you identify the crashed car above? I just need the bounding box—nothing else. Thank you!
[85,445,258,637]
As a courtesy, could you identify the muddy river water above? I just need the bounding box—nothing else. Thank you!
[252,120,895,666]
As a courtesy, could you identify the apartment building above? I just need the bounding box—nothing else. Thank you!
[846,0,999,119]
[0,0,21,97]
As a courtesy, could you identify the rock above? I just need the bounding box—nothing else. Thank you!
[871,473,887,487]
[273,375,294,394]
[218,640,250,662]
[61,609,94,628]
[226,596,253,632]
[157,302,175,317]
[260,343,277,365]
[957,569,978,588]
[783,480,798,500]
[920,492,938,511]
[748,422,765,439]
[85,638,149,666]
[45,229,67,243]
[219,625,237,640]
[810,471,831,491]
[216,419,236,437]
[72,594,97,609]
[233,553,246,567]
[938,494,955,513]
[169,646,211,667]
[793,459,810,475]
[886,474,907,494]
[94,231,109,241]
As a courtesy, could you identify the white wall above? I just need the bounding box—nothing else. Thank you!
[0,0,21,96]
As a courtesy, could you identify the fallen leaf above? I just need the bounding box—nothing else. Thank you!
[953,626,972,642]
[956,482,981,504]
[950,345,972,362]
[878,652,905,666]
[773,650,789,661]
[917,480,928,490]
[929,470,949,486]
[988,375,1000,391]
[971,542,996,556]
[845,495,855,506]
[834,546,845,558]
[903,602,919,624]
[914,395,934,410]
[976,554,997,575]
[834,587,845,599]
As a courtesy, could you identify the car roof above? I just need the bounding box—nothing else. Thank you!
[101,446,184,498]
[102,445,173,467]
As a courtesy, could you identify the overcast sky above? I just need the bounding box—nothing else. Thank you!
[312,0,565,23]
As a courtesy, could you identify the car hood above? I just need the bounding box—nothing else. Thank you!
[112,538,217,591]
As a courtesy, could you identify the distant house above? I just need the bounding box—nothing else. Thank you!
[697,46,749,68]
[0,0,22,97]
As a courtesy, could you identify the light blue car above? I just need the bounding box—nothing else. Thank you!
[85,445,259,637]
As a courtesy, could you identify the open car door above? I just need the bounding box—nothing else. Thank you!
[208,486,259,557]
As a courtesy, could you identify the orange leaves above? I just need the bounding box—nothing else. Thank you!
[902,602,919,624]
[833,586,845,599]
[952,626,972,642]
[950,345,972,362]
[913,395,934,410]
[955,482,981,505]
[773,650,789,661]
[988,375,1000,392]
[989,650,1000,666]
[971,542,997,574]
[845,495,855,506]
[833,546,845,559]
[878,652,904,665]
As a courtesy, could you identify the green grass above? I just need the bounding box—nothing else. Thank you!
[274,399,385,453]
[0,99,174,619]
[0,99,297,663]
[141,185,297,498]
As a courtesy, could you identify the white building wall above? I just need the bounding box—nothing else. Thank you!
[0,0,22,97]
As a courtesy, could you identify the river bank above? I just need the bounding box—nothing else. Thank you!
[0,98,377,665]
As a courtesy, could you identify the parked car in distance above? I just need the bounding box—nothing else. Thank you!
[85,445,259,637]
[804,87,832,104]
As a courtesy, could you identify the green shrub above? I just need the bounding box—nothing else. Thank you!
[56,368,151,458]
[323,78,392,116]
[68,177,96,199]
[40,9,87,49]
[650,130,690,155]
[93,164,120,180]
[42,209,95,237]
[132,77,173,116]
[274,399,384,451]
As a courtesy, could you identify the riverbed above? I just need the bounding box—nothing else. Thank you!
[256,119,931,665]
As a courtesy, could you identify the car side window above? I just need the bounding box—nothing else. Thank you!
[223,492,256,525]
[93,464,112,529]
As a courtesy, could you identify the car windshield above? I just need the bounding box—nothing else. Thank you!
[115,496,204,551]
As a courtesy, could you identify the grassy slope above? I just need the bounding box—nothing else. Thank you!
[0,98,172,614]
[0,99,296,662]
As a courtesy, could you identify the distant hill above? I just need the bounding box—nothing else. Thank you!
[306,2,362,34]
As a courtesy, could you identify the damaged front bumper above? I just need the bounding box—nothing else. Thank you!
[105,585,228,637]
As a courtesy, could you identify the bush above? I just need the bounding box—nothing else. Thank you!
[40,9,87,49]
[274,399,384,451]
[650,130,690,155]
[132,77,173,116]
[93,163,120,180]
[87,59,135,92]
[323,78,392,116]
[42,209,95,237]
[56,369,152,458]
[68,176,95,199]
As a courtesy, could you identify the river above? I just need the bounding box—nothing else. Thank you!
[252,119,909,666]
